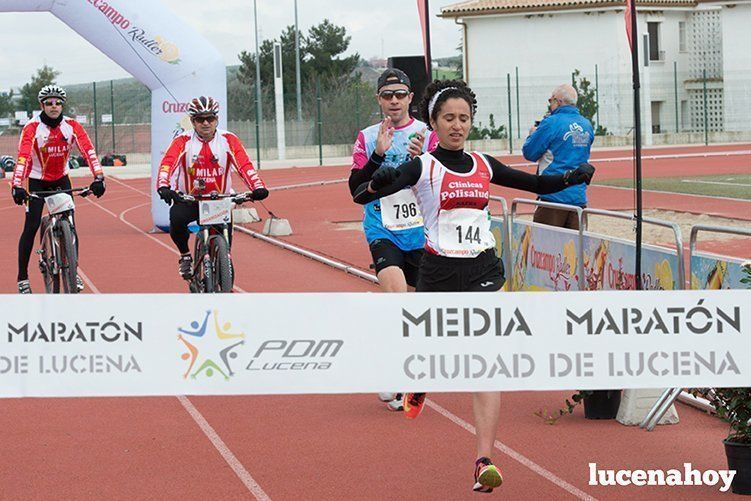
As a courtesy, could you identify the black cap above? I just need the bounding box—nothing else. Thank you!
[377,69,411,91]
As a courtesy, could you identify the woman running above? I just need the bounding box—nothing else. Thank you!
[353,79,594,494]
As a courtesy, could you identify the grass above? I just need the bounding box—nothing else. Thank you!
[594,174,751,200]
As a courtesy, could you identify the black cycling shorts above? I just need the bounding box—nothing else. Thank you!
[416,248,505,293]
[369,238,424,287]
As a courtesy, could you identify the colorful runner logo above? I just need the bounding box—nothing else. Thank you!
[177,310,245,380]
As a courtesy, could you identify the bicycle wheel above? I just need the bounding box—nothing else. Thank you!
[193,234,213,293]
[39,222,59,293]
[58,220,79,294]
[210,237,233,293]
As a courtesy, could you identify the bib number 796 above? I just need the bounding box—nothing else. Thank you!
[394,203,418,220]
[456,225,481,244]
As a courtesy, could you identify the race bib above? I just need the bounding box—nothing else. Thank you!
[437,208,493,257]
[380,188,423,231]
[44,193,75,215]
[198,199,233,225]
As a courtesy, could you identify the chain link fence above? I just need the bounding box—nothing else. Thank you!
[1,64,750,162]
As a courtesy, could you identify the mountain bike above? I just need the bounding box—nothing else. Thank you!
[31,187,91,294]
[174,191,254,293]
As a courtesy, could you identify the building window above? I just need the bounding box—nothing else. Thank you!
[679,21,687,52]
[648,22,661,61]
[651,101,662,134]
[681,100,689,131]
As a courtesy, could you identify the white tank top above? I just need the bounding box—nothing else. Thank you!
[412,151,496,257]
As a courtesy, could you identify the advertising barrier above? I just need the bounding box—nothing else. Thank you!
[0,290,748,398]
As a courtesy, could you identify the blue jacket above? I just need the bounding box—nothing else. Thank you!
[522,105,594,206]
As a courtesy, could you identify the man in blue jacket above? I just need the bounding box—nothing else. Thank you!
[522,84,594,229]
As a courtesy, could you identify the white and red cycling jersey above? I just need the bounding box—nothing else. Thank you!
[13,115,102,187]
[157,129,265,194]
[413,151,495,257]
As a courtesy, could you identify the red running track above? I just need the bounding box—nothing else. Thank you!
[0,145,748,499]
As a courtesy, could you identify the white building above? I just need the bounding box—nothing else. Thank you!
[439,0,751,139]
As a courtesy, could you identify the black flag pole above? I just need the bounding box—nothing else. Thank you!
[423,0,433,82]
[628,0,643,290]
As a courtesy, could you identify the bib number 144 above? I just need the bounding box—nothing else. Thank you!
[456,224,481,244]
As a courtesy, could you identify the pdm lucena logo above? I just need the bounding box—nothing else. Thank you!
[177,310,245,381]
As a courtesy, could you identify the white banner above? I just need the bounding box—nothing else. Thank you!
[0,290,749,398]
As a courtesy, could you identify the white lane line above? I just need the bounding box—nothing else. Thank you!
[507,149,751,168]
[76,267,101,294]
[177,396,272,501]
[78,201,268,499]
[592,184,751,204]
[681,179,751,187]
[426,399,597,501]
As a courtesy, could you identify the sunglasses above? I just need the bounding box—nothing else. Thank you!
[192,115,217,124]
[43,100,64,107]
[379,89,410,100]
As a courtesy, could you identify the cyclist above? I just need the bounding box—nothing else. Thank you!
[353,80,594,493]
[156,96,268,280]
[348,68,438,411]
[11,85,106,294]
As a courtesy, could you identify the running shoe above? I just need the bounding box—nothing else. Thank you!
[378,392,397,402]
[178,254,193,280]
[17,280,31,294]
[386,393,404,412]
[403,392,426,419]
[473,457,503,493]
[76,275,85,292]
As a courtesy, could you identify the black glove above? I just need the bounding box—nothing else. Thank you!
[11,186,28,205]
[90,175,106,198]
[251,187,269,201]
[370,167,400,191]
[564,163,595,186]
[157,186,174,205]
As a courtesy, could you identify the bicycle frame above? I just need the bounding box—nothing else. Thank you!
[31,187,90,294]
[176,191,251,294]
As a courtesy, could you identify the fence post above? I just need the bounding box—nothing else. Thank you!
[354,83,360,132]
[595,64,599,132]
[673,61,679,133]
[703,68,708,146]
[92,81,99,152]
[507,73,513,154]
[110,80,116,153]
[254,85,262,169]
[316,77,323,166]
[515,66,520,139]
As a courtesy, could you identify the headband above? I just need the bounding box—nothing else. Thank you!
[428,87,458,116]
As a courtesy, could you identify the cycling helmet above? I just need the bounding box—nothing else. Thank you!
[38,85,67,103]
[188,96,219,117]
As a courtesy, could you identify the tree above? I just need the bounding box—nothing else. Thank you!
[236,19,360,118]
[20,65,60,113]
[0,90,14,118]
[572,69,608,136]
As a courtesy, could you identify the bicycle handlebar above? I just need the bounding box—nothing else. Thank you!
[29,187,92,199]
[174,191,253,205]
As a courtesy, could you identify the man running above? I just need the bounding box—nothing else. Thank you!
[348,69,438,410]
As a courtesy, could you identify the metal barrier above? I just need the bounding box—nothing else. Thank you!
[581,208,686,290]
[488,196,512,287]
[509,198,585,290]
[643,224,750,430]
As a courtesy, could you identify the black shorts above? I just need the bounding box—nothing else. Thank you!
[369,239,423,287]
[416,248,505,292]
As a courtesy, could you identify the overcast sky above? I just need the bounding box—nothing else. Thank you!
[0,0,462,90]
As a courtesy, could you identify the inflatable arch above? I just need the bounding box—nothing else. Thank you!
[0,0,227,230]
